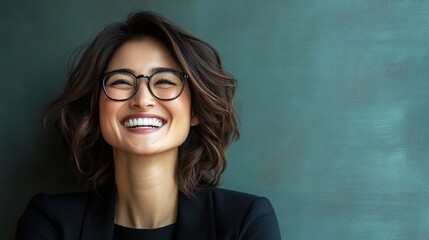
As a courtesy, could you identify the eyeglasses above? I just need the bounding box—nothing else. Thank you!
[100,68,188,101]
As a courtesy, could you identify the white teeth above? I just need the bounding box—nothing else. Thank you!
[124,118,165,128]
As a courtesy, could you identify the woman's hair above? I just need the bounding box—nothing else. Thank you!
[46,11,239,197]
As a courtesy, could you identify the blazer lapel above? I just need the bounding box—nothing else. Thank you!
[81,187,116,240]
[175,189,216,240]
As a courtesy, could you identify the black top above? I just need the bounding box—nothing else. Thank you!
[113,223,175,240]
[16,187,281,239]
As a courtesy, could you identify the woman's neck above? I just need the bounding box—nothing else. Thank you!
[113,149,178,229]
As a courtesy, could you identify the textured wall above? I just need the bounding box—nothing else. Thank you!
[2,0,429,239]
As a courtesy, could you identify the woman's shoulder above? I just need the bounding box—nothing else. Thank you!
[199,187,271,207]
[30,191,92,203]
[196,187,281,239]
[16,191,94,240]
[25,191,94,214]
[17,189,117,239]
[19,191,94,222]
[21,189,112,221]
[202,187,275,215]
[209,187,263,200]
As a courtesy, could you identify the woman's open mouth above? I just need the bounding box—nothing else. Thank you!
[123,118,166,128]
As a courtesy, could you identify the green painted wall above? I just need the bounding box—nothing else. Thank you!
[3,0,429,239]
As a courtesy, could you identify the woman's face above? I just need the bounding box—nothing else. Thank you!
[99,38,198,157]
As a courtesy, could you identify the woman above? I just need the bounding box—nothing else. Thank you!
[16,11,281,240]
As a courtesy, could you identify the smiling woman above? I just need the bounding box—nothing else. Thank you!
[16,11,281,240]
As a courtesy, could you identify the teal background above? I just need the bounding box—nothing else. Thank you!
[2,0,429,239]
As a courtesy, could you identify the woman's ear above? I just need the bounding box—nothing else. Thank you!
[190,107,199,126]
[190,116,199,126]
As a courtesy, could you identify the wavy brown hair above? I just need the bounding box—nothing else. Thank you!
[45,11,239,197]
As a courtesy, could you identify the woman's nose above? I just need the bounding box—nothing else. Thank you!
[129,81,156,109]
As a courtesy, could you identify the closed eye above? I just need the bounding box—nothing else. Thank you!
[111,79,131,85]
[155,79,177,85]
[109,79,134,88]
[153,79,178,88]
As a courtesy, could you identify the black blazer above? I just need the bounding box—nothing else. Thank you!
[16,187,281,239]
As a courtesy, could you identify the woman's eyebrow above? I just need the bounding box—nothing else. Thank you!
[107,66,180,74]
[113,68,134,73]
[150,66,179,73]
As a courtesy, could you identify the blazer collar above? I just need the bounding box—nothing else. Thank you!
[175,189,216,240]
[80,186,216,240]
[81,186,116,240]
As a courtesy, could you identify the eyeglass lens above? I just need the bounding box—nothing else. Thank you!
[104,71,184,100]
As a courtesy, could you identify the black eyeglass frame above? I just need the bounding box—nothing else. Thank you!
[100,68,189,101]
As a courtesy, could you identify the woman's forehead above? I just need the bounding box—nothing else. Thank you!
[106,39,180,73]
